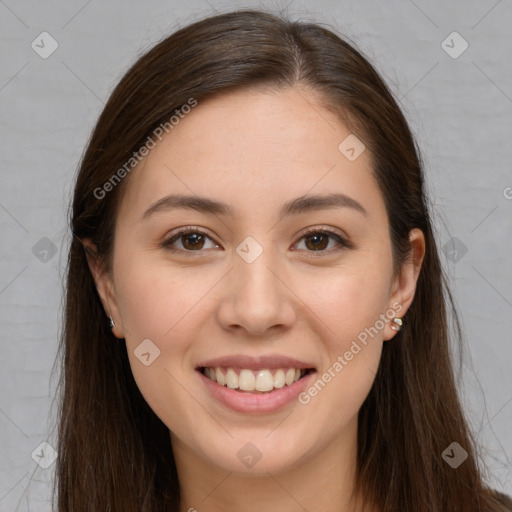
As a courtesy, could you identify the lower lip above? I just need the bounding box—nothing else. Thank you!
[198,370,316,414]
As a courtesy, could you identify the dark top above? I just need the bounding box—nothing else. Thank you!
[494,490,512,510]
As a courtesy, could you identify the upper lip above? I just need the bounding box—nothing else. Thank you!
[197,354,316,371]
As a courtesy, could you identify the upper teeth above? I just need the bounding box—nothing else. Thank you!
[203,367,305,392]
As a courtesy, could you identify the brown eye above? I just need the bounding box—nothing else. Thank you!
[161,226,352,257]
[304,232,330,251]
[295,228,353,255]
[181,232,206,250]
[162,228,219,256]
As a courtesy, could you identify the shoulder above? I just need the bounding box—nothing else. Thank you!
[492,490,512,511]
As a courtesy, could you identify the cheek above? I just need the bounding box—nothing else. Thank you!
[297,269,387,436]
[303,252,392,402]
[114,240,393,370]
[114,252,208,343]
[112,256,210,432]
[308,257,393,346]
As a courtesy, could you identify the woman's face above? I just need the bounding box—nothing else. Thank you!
[88,87,423,475]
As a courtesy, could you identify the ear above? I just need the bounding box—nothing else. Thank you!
[383,228,425,341]
[82,238,125,339]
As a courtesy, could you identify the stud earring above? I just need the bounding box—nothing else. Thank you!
[109,316,115,329]
[390,317,403,331]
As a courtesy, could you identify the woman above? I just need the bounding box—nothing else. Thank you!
[55,8,512,512]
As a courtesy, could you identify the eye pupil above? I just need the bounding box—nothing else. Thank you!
[305,233,328,251]
[183,233,205,250]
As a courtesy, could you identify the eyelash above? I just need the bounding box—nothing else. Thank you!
[160,226,353,257]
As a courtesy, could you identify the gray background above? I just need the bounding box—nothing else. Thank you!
[1,0,511,509]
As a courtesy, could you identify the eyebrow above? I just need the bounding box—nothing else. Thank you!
[141,192,368,221]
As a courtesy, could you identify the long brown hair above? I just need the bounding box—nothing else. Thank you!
[55,8,512,511]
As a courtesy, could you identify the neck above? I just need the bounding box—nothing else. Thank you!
[171,419,375,512]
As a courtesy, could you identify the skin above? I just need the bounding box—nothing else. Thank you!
[84,86,425,512]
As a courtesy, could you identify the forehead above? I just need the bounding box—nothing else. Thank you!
[118,87,385,224]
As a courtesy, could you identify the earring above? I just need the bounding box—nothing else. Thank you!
[390,317,403,331]
[109,316,115,329]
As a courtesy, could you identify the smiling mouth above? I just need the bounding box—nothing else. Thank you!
[199,367,315,393]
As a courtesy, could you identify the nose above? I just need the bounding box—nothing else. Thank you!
[216,244,297,337]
